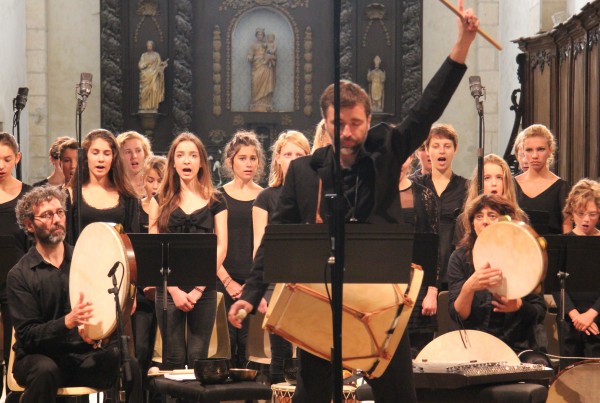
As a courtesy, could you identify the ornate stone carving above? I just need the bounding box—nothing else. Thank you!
[213,25,223,116]
[362,3,391,47]
[173,0,193,134]
[226,5,300,111]
[281,114,293,126]
[219,0,309,11]
[209,129,227,144]
[398,0,422,117]
[303,26,313,116]
[100,0,124,133]
[134,0,165,43]
[233,114,245,127]
[340,0,353,80]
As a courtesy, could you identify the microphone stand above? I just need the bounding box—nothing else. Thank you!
[75,89,87,241]
[330,1,344,402]
[475,93,485,194]
[12,99,24,181]
[108,265,132,403]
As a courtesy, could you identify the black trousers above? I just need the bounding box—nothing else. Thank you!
[292,332,417,403]
[13,343,142,403]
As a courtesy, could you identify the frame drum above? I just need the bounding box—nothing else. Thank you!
[264,265,423,378]
[473,219,547,299]
[547,359,600,402]
[70,222,136,340]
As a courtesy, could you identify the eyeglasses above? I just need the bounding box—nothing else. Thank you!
[33,209,66,222]
[574,211,600,219]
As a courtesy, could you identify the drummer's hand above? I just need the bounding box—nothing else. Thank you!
[573,309,598,333]
[65,292,94,329]
[422,287,438,316]
[169,288,195,312]
[257,297,268,314]
[78,326,96,346]
[228,300,253,329]
[225,279,243,300]
[467,263,502,292]
[491,294,522,313]
[143,286,156,301]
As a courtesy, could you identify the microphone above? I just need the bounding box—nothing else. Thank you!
[14,87,29,111]
[107,261,120,278]
[78,73,93,101]
[469,76,483,99]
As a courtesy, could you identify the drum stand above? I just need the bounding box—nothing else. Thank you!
[108,266,132,403]
[127,233,217,371]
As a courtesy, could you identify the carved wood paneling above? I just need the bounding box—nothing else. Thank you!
[100,0,124,134]
[173,0,193,134]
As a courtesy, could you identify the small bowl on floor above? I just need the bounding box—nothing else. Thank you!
[193,358,229,384]
[229,368,258,382]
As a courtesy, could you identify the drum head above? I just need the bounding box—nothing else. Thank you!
[70,222,131,340]
[548,360,600,402]
[415,330,520,365]
[473,220,544,299]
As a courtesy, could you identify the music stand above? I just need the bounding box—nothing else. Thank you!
[263,224,417,283]
[0,236,20,289]
[544,235,600,369]
[128,233,217,370]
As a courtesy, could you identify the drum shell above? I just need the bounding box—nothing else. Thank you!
[70,222,137,340]
[264,266,423,378]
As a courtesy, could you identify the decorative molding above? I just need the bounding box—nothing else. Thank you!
[362,3,391,48]
[219,0,309,11]
[233,114,245,126]
[398,0,422,117]
[303,26,313,116]
[588,27,600,49]
[531,49,553,71]
[100,0,124,133]
[226,5,300,111]
[173,0,193,134]
[281,114,293,126]
[213,25,223,116]
[134,0,165,43]
[340,0,353,80]
[573,39,586,59]
[208,129,227,144]
[557,46,570,64]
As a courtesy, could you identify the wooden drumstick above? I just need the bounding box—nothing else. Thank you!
[236,308,248,320]
[439,0,503,51]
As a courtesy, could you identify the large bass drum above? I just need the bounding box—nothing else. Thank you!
[473,218,547,299]
[547,359,600,402]
[264,264,423,378]
[70,222,137,340]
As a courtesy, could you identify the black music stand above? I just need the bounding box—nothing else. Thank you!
[263,224,421,284]
[0,236,20,289]
[128,233,217,370]
[544,235,600,370]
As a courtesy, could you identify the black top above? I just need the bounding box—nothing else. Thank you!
[559,231,600,323]
[67,193,140,243]
[7,243,93,360]
[447,246,546,352]
[139,207,149,233]
[515,178,570,235]
[32,178,49,187]
[413,173,468,288]
[0,183,32,258]
[253,186,282,225]
[220,189,255,282]
[243,56,467,307]
[166,193,227,291]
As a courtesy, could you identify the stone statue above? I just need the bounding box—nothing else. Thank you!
[247,28,276,112]
[367,55,385,113]
[138,40,168,111]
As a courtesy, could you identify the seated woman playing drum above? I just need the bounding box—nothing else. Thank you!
[448,194,547,352]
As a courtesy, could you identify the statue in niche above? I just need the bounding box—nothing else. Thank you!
[138,40,168,111]
[367,55,385,113]
[247,28,277,112]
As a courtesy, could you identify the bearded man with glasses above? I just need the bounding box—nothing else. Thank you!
[6,185,141,402]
